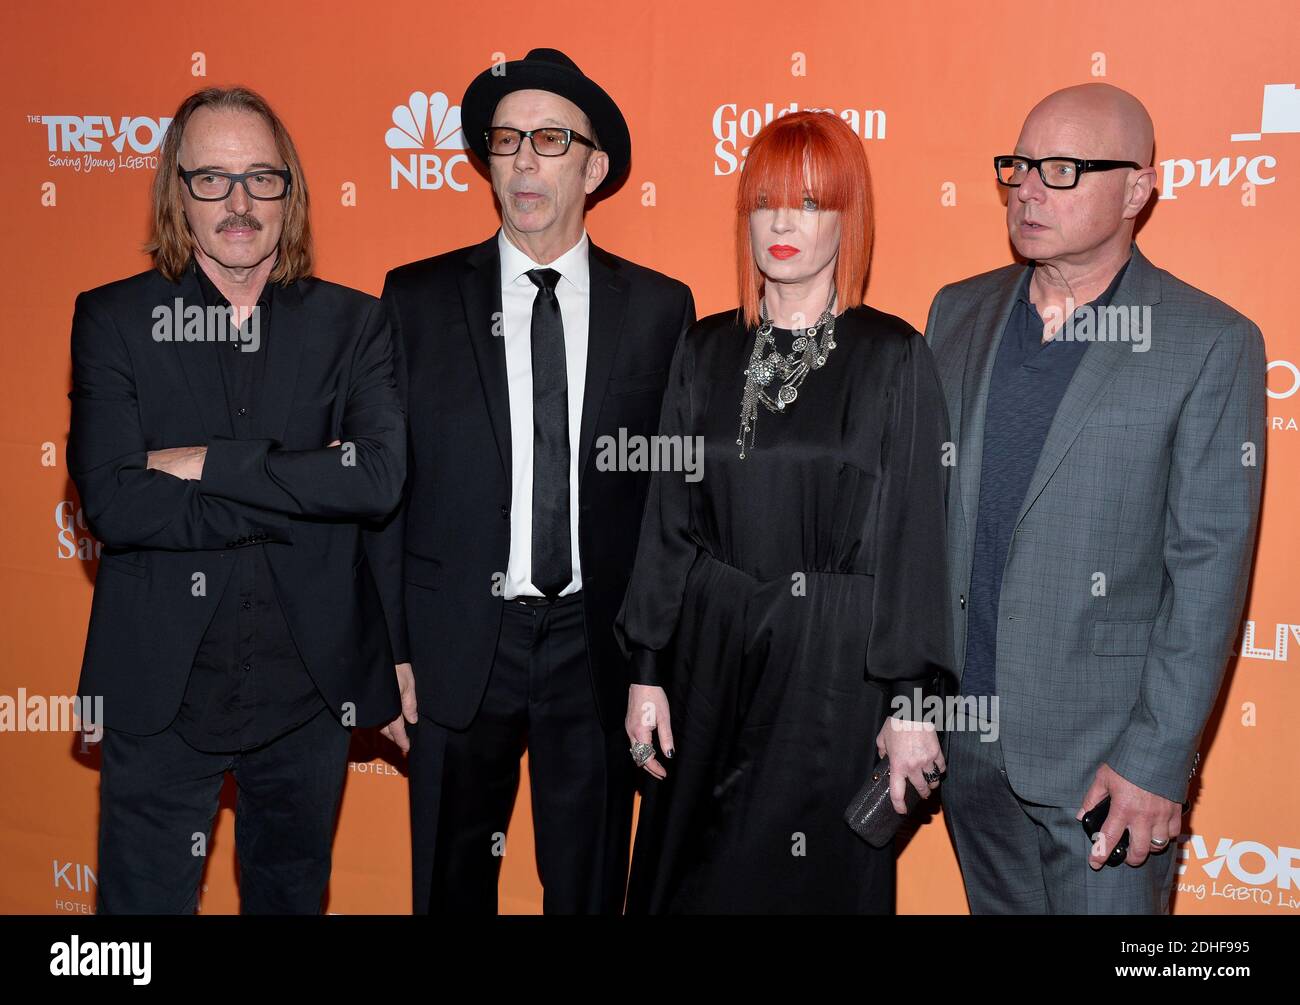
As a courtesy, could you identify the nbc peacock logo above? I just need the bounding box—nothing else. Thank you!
[386,91,471,192]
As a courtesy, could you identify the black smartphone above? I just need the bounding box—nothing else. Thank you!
[1080,796,1190,866]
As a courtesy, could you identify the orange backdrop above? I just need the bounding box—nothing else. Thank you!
[1,0,1296,915]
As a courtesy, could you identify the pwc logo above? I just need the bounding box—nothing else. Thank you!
[1159,83,1297,200]
[386,91,470,192]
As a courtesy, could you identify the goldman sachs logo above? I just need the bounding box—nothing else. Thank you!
[712,101,887,175]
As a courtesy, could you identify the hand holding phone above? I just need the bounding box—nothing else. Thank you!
[1080,795,1190,866]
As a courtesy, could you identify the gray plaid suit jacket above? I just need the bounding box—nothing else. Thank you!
[925,243,1266,807]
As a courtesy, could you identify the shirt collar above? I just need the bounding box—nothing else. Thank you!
[1018,252,1133,313]
[497,228,590,293]
[191,258,273,310]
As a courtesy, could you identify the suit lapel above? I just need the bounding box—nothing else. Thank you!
[579,242,629,485]
[1011,244,1163,531]
[254,279,303,442]
[957,266,1026,538]
[172,267,235,440]
[459,236,511,477]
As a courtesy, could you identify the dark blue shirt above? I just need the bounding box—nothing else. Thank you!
[961,257,1131,698]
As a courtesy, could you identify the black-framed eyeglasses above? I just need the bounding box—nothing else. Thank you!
[485,126,599,158]
[177,165,292,201]
[994,155,1142,190]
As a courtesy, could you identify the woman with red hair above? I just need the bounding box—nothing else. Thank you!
[614,111,953,912]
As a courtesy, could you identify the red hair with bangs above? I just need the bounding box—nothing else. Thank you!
[735,111,873,328]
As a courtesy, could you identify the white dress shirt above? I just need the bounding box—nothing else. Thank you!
[497,227,590,599]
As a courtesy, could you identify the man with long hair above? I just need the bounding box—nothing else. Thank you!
[69,86,405,914]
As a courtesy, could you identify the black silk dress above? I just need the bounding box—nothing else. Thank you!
[613,304,952,914]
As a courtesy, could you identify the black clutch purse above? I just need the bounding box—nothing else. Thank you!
[843,756,921,848]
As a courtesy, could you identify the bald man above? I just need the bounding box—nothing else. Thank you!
[924,84,1265,914]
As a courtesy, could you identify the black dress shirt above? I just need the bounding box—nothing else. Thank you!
[172,261,327,752]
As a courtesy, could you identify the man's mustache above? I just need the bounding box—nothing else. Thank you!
[217,215,262,232]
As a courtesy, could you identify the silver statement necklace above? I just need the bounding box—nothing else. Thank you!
[737,286,838,459]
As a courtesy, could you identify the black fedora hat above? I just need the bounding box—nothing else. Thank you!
[461,47,630,193]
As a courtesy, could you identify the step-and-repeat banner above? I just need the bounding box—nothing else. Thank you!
[1,0,1296,914]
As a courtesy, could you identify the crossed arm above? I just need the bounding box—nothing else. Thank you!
[68,292,406,552]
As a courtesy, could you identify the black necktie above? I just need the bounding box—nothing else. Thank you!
[526,268,571,597]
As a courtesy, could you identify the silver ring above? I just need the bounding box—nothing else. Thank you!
[630,741,655,767]
[922,766,941,784]
[1150,836,1169,849]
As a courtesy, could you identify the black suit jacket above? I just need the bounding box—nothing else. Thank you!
[368,235,695,731]
[69,266,406,735]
